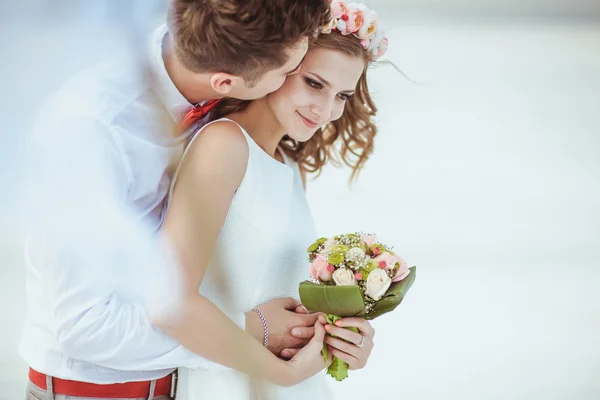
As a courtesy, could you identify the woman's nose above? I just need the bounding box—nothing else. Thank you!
[309,96,334,122]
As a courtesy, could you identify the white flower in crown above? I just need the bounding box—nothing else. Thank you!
[353,6,378,40]
[336,18,348,34]
[367,28,387,60]
[322,15,337,34]
[368,29,384,52]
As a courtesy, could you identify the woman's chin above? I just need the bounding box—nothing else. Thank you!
[286,126,319,143]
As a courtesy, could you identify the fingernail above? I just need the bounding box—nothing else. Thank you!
[324,325,331,331]
[335,320,342,326]
[291,328,300,335]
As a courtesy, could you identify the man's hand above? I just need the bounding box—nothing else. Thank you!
[245,298,318,357]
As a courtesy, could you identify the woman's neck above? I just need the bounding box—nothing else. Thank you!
[228,97,287,160]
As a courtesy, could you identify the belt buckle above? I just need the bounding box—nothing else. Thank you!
[170,370,178,398]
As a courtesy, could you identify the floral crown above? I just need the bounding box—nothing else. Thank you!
[321,0,388,61]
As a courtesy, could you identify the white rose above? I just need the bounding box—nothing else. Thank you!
[356,10,378,40]
[332,268,357,286]
[366,268,392,300]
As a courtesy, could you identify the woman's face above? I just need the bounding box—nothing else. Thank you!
[267,46,365,142]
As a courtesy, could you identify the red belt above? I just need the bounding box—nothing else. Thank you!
[29,368,173,398]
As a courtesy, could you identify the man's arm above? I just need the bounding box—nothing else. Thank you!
[27,116,316,372]
[25,116,239,370]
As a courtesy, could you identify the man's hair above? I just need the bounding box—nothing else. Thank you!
[168,0,331,83]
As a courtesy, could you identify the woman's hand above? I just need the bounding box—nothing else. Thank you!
[279,320,332,386]
[323,317,375,370]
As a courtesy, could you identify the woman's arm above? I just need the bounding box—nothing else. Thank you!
[157,121,326,386]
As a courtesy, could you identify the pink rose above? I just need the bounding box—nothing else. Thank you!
[392,255,410,282]
[330,0,349,19]
[373,252,396,270]
[344,6,365,34]
[355,9,378,40]
[361,234,377,247]
[309,254,333,281]
[377,37,389,59]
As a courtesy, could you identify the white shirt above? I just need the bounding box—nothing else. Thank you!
[19,24,244,384]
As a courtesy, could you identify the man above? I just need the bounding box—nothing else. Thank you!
[21,1,330,399]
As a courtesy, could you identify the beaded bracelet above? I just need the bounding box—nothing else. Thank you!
[251,308,269,348]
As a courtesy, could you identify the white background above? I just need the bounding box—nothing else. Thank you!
[1,1,599,399]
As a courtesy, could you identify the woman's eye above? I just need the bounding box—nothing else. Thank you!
[337,93,351,101]
[305,78,323,90]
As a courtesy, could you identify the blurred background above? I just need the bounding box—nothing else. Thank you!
[1,1,599,399]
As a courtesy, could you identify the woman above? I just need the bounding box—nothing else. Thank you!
[162,2,387,398]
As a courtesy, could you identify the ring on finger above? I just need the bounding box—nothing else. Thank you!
[357,335,365,348]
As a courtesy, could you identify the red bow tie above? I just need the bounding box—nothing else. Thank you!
[180,99,221,131]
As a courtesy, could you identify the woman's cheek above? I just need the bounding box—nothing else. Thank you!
[329,103,345,122]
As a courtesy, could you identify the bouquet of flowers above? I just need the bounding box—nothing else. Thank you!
[299,233,416,381]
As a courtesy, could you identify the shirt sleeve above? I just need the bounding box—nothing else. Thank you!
[24,115,245,371]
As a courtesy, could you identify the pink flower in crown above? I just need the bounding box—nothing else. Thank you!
[344,5,365,34]
[392,255,410,282]
[377,37,389,59]
[354,9,378,40]
[373,252,396,271]
[330,0,349,19]
[309,254,333,281]
[361,234,377,247]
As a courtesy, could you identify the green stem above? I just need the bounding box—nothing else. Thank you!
[321,314,358,381]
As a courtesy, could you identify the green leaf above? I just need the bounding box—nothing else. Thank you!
[321,342,329,364]
[299,281,366,317]
[324,314,341,325]
[327,357,349,381]
[366,266,417,320]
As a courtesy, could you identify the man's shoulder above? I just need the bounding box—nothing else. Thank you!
[37,54,155,129]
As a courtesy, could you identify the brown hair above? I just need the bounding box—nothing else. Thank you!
[212,30,378,182]
[282,31,377,182]
[168,0,331,83]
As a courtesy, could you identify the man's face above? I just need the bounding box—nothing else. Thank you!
[227,37,309,100]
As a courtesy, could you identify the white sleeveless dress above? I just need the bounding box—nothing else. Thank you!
[167,118,331,400]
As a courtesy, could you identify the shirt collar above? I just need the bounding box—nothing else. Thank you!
[148,24,193,123]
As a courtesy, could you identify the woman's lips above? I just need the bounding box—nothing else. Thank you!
[297,111,319,129]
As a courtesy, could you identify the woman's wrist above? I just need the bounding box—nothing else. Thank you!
[245,310,266,345]
[251,308,269,347]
